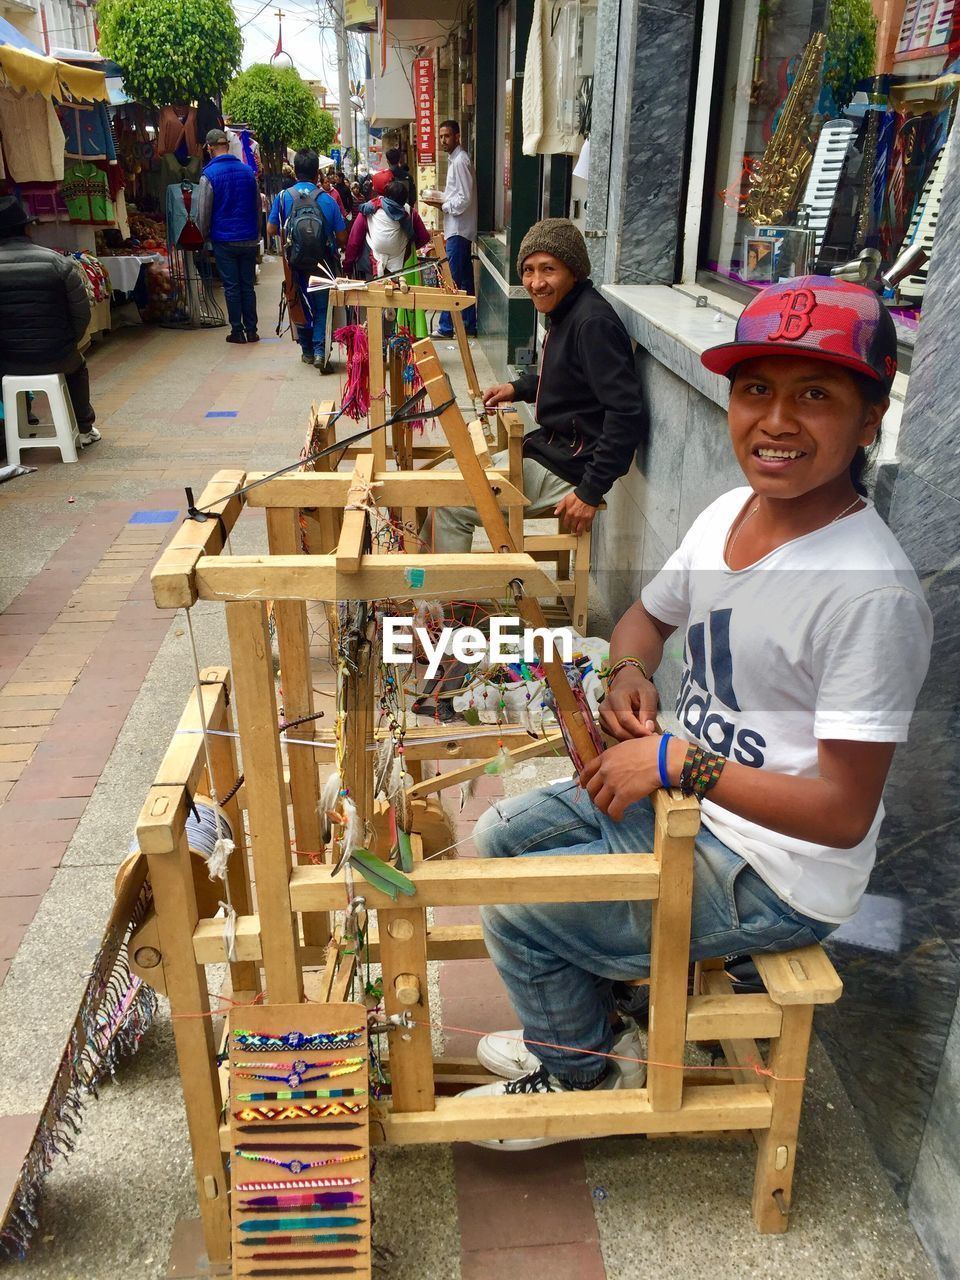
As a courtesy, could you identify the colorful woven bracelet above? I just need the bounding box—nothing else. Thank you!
[234,1100,367,1122]
[239,1215,364,1232]
[238,1234,363,1246]
[236,1087,366,1103]
[235,1149,365,1173]
[242,1192,365,1209]
[235,1059,364,1087]
[236,1178,364,1192]
[679,744,725,800]
[233,1028,365,1053]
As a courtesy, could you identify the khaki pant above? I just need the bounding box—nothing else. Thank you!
[423,449,572,554]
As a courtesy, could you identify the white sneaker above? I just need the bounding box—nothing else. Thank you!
[460,1063,624,1151]
[477,1022,645,1082]
[78,427,101,447]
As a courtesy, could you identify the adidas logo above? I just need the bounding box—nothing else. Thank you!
[676,609,766,767]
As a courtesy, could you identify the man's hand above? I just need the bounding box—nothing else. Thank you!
[554,492,598,536]
[599,670,659,741]
[578,738,660,821]
[482,383,516,407]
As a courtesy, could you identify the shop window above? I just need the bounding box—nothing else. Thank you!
[493,0,515,238]
[701,0,960,346]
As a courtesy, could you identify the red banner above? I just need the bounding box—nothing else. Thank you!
[413,56,436,166]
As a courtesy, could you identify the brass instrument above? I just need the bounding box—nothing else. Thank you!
[743,31,827,225]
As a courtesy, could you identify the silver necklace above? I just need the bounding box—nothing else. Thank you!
[726,495,863,561]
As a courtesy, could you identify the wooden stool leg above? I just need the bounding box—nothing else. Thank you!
[751,1002,814,1233]
[572,527,590,633]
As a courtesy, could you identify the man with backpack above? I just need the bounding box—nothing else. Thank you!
[266,148,346,371]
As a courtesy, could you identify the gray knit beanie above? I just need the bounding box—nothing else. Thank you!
[516,218,591,281]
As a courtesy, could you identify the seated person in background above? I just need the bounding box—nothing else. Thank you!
[0,196,99,448]
[459,277,932,1145]
[344,180,430,279]
[266,148,346,372]
[426,218,647,551]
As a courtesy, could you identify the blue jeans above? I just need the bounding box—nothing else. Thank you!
[213,242,258,333]
[437,234,476,335]
[475,780,834,1084]
[297,277,329,358]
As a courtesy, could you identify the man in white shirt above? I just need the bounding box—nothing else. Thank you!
[423,119,478,337]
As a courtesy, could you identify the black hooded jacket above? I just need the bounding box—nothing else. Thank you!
[511,280,647,506]
[0,236,91,374]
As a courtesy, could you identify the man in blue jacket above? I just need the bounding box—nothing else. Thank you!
[197,129,261,343]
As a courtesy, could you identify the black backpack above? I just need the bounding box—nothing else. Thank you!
[284,186,338,275]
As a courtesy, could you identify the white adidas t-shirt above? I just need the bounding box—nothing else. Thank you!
[641,487,932,923]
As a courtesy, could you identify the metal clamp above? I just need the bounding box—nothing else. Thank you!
[367,1011,416,1035]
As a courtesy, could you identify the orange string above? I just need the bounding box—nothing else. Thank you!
[412,1017,805,1084]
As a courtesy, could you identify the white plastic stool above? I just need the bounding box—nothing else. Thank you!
[2,373,80,465]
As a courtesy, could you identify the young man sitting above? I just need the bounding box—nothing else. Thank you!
[460,277,932,1149]
[425,218,648,551]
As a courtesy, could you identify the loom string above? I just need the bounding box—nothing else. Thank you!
[184,608,238,961]
[173,991,801,1083]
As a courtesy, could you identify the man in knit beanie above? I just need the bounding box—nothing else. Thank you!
[428,218,647,552]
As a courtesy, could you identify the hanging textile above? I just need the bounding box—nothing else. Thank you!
[59,101,118,162]
[157,105,199,158]
[521,0,583,157]
[62,161,115,225]
[16,182,69,222]
[0,89,66,182]
[0,43,108,101]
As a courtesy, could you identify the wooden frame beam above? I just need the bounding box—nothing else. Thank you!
[290,853,659,913]
[194,552,562,603]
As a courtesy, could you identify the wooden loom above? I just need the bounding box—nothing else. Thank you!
[132,341,842,1275]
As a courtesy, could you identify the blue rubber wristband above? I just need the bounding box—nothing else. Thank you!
[658,733,672,790]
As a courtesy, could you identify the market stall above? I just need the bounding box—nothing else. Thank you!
[0,38,117,345]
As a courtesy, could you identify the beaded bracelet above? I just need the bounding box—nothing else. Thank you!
[600,655,649,687]
[678,743,725,800]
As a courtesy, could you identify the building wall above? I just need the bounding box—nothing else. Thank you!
[474,0,539,368]
[591,3,960,1269]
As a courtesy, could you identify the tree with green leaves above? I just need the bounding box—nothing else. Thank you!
[825,0,878,113]
[98,0,242,107]
[223,64,336,170]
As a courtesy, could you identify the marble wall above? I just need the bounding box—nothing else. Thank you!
[885,124,960,1275]
[602,0,699,286]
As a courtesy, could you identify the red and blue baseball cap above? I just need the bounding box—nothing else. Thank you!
[701,276,898,393]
